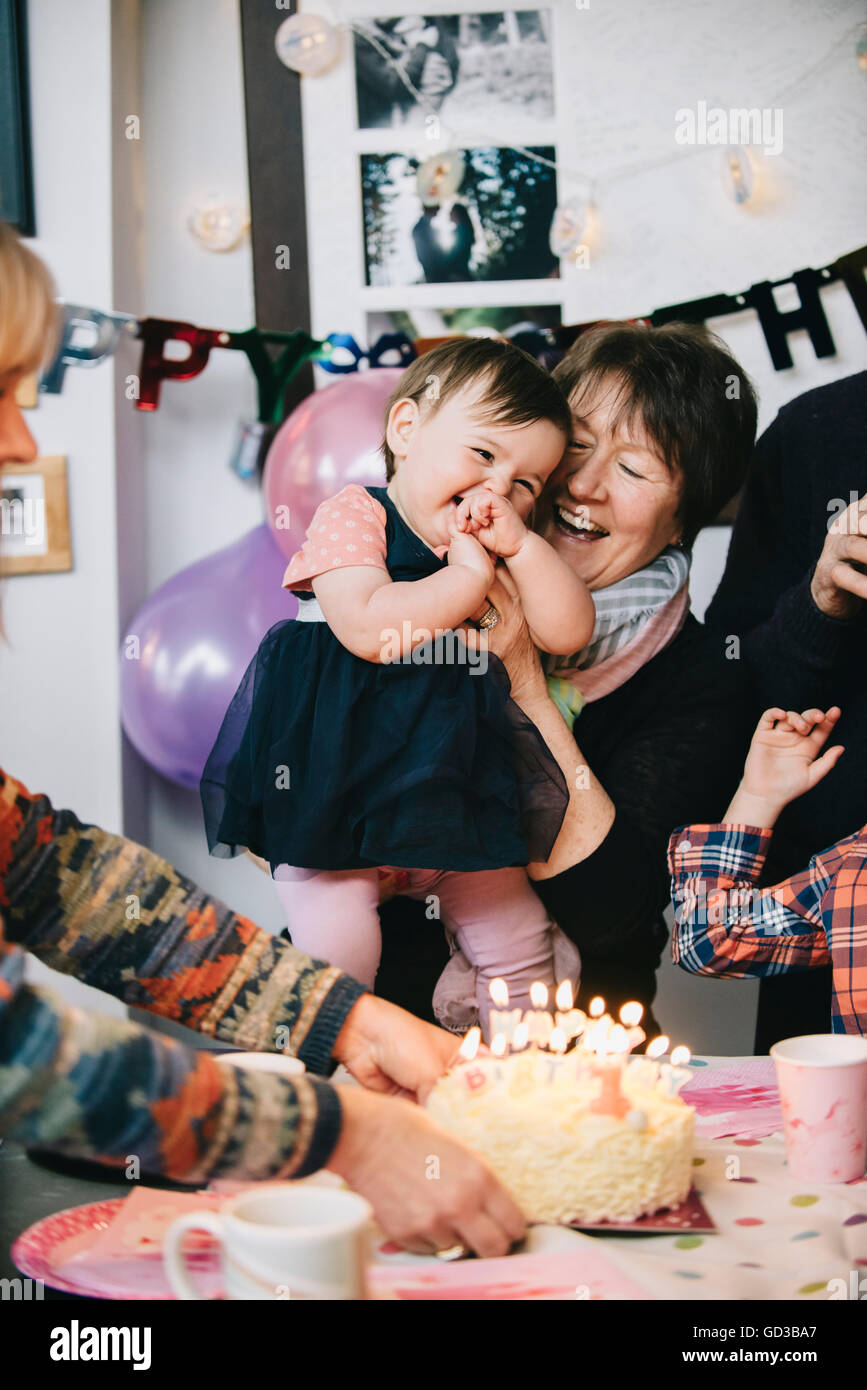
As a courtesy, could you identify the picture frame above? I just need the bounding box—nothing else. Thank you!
[0,0,36,234]
[0,456,73,575]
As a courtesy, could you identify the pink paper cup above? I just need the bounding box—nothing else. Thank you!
[771,1034,867,1183]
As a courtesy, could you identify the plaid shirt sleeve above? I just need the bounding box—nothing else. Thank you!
[668,823,832,980]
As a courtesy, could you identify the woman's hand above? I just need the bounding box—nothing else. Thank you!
[811,491,867,619]
[471,568,547,705]
[328,1086,527,1257]
[725,706,845,828]
[332,994,462,1101]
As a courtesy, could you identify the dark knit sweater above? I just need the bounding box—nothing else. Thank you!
[705,370,867,1049]
[377,612,754,1031]
[705,370,867,882]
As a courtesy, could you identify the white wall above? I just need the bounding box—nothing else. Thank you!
[0,0,129,1018]
[6,0,866,1051]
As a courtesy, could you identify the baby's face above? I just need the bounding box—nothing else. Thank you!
[386,380,566,551]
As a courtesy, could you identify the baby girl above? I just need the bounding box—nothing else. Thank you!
[202,338,595,1031]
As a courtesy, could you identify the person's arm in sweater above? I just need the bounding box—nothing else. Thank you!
[705,406,866,710]
[0,767,461,1096]
[0,955,529,1253]
[1,768,363,1073]
[0,954,342,1182]
[670,706,843,982]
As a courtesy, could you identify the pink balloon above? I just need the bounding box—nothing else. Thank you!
[264,369,403,559]
[120,524,295,788]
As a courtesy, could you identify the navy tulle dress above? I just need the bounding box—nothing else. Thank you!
[201,486,568,873]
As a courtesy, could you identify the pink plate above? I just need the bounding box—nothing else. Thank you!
[11,1199,223,1301]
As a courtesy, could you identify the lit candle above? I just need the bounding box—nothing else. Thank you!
[618,1001,647,1054]
[530,982,549,1010]
[588,1017,631,1118]
[659,1044,693,1097]
[554,981,586,1042]
[458,1027,482,1062]
[490,1031,508,1081]
[489,978,509,1008]
[490,1008,522,1044]
[590,1055,630,1118]
[523,980,553,1046]
[546,1026,568,1081]
[582,1013,613,1055]
[626,1033,668,1089]
[549,1027,568,1053]
[619,1002,644,1027]
[507,1021,536,1096]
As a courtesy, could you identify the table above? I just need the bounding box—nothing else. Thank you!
[2,1057,865,1301]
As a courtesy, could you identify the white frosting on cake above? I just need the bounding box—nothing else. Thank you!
[426,1053,695,1225]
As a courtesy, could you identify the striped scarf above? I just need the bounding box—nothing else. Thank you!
[545,546,691,723]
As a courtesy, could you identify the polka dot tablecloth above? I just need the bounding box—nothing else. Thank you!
[588,1057,867,1301]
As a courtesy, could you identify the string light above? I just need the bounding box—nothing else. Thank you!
[416,150,466,202]
[274,13,341,76]
[548,196,593,258]
[260,20,859,290]
[721,147,755,206]
[187,196,250,252]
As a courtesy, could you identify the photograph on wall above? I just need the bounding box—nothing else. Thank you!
[353,10,555,131]
[361,145,559,286]
[366,302,562,342]
[0,456,72,575]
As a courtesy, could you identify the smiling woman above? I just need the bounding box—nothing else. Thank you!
[377,322,760,1035]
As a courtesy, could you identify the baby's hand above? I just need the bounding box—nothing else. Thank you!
[740,707,844,814]
[453,492,528,558]
[447,527,495,590]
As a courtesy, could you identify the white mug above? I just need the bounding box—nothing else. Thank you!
[164,1184,372,1300]
[217,1050,306,1077]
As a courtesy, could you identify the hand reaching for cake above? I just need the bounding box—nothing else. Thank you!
[328,1086,527,1257]
[332,993,462,1101]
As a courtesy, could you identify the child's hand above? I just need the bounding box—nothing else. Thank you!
[447,527,495,591]
[453,492,528,559]
[736,707,844,821]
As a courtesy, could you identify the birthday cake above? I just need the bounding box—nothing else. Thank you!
[426,1048,695,1226]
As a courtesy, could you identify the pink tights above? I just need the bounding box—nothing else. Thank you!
[272,863,580,1034]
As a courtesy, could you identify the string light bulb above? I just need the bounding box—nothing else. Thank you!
[416,150,466,203]
[187,196,249,253]
[274,14,341,76]
[549,196,594,260]
[722,146,755,205]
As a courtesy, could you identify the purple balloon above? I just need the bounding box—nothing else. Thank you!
[120,524,295,788]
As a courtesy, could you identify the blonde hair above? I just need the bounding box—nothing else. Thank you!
[0,220,59,384]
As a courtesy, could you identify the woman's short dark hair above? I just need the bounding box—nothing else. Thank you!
[552,322,758,549]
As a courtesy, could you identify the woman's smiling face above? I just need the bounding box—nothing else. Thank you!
[538,374,685,590]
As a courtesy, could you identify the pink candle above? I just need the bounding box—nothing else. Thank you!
[590,1059,630,1118]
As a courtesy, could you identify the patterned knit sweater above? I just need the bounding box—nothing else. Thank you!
[0,767,367,1183]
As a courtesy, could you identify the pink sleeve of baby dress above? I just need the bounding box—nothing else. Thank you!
[281,485,389,592]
